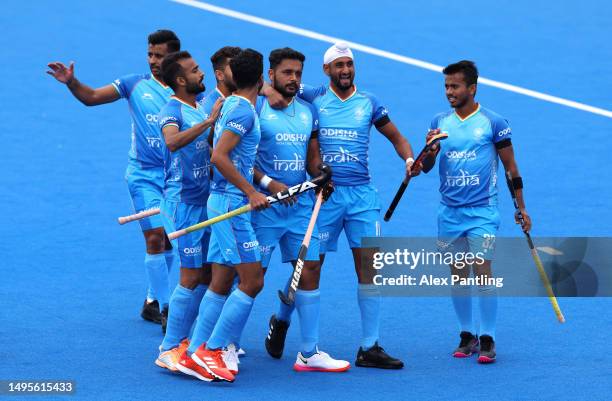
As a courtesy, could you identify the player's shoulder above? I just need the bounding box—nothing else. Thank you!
[432,110,454,121]
[160,97,182,115]
[479,106,509,125]
[295,96,316,113]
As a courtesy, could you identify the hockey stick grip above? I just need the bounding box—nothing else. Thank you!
[117,208,161,225]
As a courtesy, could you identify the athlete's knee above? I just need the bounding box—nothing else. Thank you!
[239,274,264,297]
[179,269,201,289]
[199,264,212,285]
[144,228,165,253]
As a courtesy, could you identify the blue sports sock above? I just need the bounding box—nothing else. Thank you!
[184,284,206,336]
[161,285,193,351]
[207,289,254,350]
[357,284,381,349]
[277,280,295,323]
[230,274,240,293]
[295,289,320,355]
[146,286,154,302]
[165,250,179,296]
[451,284,475,334]
[144,253,170,309]
[478,285,498,338]
[187,290,227,354]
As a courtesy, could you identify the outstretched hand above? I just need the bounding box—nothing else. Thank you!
[47,61,75,84]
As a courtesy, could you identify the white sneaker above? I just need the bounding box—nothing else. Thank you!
[223,344,240,375]
[293,349,350,372]
[237,347,246,358]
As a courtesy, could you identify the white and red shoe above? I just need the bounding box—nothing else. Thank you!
[293,349,351,372]
[223,344,240,375]
[192,345,235,382]
[176,351,215,382]
[155,339,190,372]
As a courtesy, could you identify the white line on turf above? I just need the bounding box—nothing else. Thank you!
[171,0,612,119]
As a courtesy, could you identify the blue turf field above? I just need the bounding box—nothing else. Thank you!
[2,0,611,400]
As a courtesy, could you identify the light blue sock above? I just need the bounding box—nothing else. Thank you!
[165,250,179,296]
[357,284,380,349]
[144,253,169,308]
[207,289,254,350]
[184,284,206,336]
[230,274,240,293]
[161,285,193,350]
[146,286,154,302]
[277,280,295,323]
[451,284,475,334]
[187,290,227,354]
[295,289,320,355]
[478,285,498,338]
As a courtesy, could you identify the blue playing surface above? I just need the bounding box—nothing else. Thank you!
[2,0,611,400]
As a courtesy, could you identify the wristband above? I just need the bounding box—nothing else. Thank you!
[260,175,273,189]
[512,176,523,190]
[405,157,415,166]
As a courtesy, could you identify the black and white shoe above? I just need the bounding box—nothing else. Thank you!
[478,335,496,364]
[453,331,479,358]
[265,314,289,359]
[355,342,404,369]
[161,305,169,334]
[140,299,162,324]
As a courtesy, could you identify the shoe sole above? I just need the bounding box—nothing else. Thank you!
[141,314,162,324]
[294,364,351,372]
[477,355,496,364]
[355,361,404,369]
[191,353,235,382]
[176,362,214,382]
[155,358,178,372]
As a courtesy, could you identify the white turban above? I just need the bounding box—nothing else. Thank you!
[323,41,354,65]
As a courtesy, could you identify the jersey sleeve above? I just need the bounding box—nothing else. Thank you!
[308,102,319,132]
[364,92,389,125]
[490,115,512,143]
[298,84,326,103]
[111,74,143,99]
[222,102,254,137]
[159,103,182,130]
[429,112,446,130]
[255,96,266,115]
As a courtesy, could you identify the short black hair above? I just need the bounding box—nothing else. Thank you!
[148,29,181,53]
[269,47,305,70]
[443,60,478,86]
[210,46,242,71]
[161,51,192,91]
[229,49,263,89]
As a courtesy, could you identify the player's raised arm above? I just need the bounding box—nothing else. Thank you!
[162,98,223,151]
[46,61,120,106]
[211,131,268,211]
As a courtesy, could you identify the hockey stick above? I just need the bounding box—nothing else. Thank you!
[168,164,332,240]
[117,208,161,225]
[384,132,448,221]
[278,190,325,305]
[505,171,565,323]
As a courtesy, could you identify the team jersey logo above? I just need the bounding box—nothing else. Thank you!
[299,112,309,126]
[227,121,247,134]
[275,132,308,144]
[319,128,358,140]
[192,164,209,180]
[322,146,360,163]
[445,169,480,187]
[273,153,305,171]
[145,136,162,148]
[142,93,154,100]
[445,150,477,161]
[354,107,366,121]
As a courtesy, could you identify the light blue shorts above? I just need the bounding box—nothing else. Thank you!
[437,204,500,260]
[207,193,261,266]
[318,184,381,253]
[252,193,320,268]
[161,199,210,268]
[124,161,165,231]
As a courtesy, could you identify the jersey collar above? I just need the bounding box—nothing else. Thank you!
[233,94,255,108]
[454,104,480,122]
[151,75,170,89]
[215,87,226,99]
[171,95,197,109]
[329,85,357,102]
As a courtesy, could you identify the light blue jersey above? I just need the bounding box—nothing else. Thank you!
[431,105,512,207]
[112,73,173,168]
[255,97,318,187]
[198,87,225,141]
[298,84,388,186]
[211,95,261,197]
[159,97,210,205]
